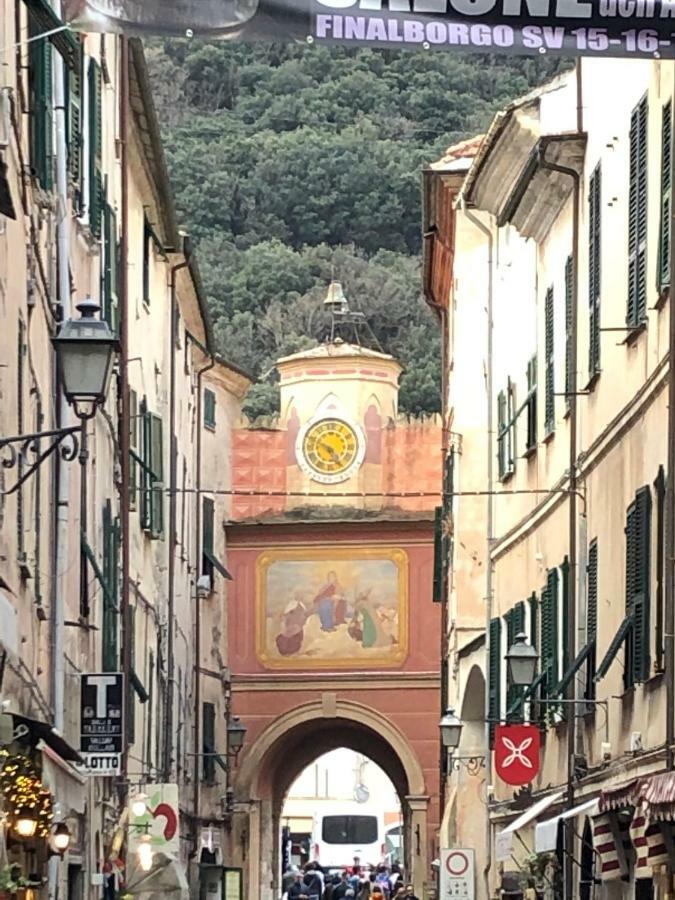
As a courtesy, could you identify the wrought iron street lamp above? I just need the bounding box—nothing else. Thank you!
[505,633,539,687]
[439,708,463,750]
[227,716,247,762]
[50,822,71,855]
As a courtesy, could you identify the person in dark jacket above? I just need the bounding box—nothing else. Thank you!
[302,865,323,900]
[333,872,351,900]
[288,873,309,900]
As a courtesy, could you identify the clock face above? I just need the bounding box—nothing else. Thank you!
[296,417,365,484]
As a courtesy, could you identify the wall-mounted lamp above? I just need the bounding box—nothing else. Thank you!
[49,822,71,856]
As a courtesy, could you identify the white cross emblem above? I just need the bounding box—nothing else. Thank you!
[501,735,534,768]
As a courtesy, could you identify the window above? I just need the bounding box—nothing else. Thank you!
[488,617,502,746]
[526,356,537,453]
[585,540,598,700]
[202,496,231,584]
[202,701,216,783]
[544,286,555,435]
[101,500,119,672]
[654,466,666,673]
[143,216,152,304]
[204,388,216,430]
[564,256,574,408]
[432,506,443,603]
[129,389,138,508]
[588,164,602,378]
[127,605,136,743]
[541,568,559,699]
[628,95,648,328]
[659,102,672,292]
[497,379,516,480]
[322,816,378,845]
[624,486,652,687]
[140,404,164,539]
[87,59,102,238]
[102,189,119,331]
[67,38,84,210]
[28,16,53,191]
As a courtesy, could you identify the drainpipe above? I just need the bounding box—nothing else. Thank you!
[163,240,190,781]
[665,76,675,774]
[538,150,580,900]
[191,339,215,848]
[119,35,132,782]
[462,202,494,900]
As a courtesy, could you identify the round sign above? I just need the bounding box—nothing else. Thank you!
[446,851,469,876]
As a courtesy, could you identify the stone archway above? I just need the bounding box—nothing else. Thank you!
[231,699,428,900]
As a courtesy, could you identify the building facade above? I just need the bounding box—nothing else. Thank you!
[0,4,247,898]
[427,59,675,899]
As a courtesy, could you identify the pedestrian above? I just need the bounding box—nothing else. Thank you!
[400,885,419,900]
[371,888,385,900]
[333,872,350,899]
[288,873,309,900]
[374,866,391,898]
[302,864,323,900]
[357,878,370,900]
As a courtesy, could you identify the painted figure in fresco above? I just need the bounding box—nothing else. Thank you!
[276,596,309,656]
[311,571,344,632]
[348,590,393,649]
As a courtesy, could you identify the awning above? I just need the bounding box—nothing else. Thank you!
[641,771,675,821]
[39,741,86,815]
[593,810,633,881]
[12,713,82,763]
[599,779,638,812]
[495,791,564,862]
[534,798,599,853]
[126,853,189,899]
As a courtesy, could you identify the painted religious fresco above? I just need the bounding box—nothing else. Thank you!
[256,548,408,668]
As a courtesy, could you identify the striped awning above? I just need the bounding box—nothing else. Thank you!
[630,809,672,877]
[593,812,632,881]
[641,771,675,822]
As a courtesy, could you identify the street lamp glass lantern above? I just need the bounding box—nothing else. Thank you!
[52,299,117,414]
[14,809,38,838]
[52,822,71,853]
[506,632,539,687]
[227,716,247,754]
[439,708,463,750]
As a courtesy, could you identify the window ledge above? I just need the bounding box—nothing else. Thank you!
[654,285,669,311]
[204,423,216,433]
[543,428,555,445]
[500,470,515,485]
[644,671,664,692]
[522,445,537,461]
[622,322,647,346]
[584,371,601,393]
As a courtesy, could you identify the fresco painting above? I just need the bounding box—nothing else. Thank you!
[256,549,408,668]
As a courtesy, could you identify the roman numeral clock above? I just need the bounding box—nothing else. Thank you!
[295,416,366,484]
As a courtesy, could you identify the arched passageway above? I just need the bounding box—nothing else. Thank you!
[231,700,429,900]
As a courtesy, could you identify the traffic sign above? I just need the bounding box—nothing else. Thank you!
[439,848,475,899]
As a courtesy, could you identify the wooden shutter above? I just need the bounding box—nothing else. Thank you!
[202,702,216,783]
[129,389,138,507]
[432,506,443,603]
[88,59,103,238]
[67,38,84,198]
[203,496,215,579]
[506,602,526,717]
[588,165,602,377]
[488,617,502,745]
[140,402,151,530]
[204,388,216,428]
[497,390,506,479]
[29,28,53,191]
[541,571,559,695]
[586,540,598,699]
[127,605,136,744]
[628,96,648,327]
[102,192,119,331]
[149,413,164,539]
[561,557,570,673]
[633,486,652,682]
[564,256,574,406]
[545,287,555,433]
[102,500,119,672]
[506,378,516,474]
[654,467,666,672]
[529,593,538,649]
[526,355,537,451]
[659,102,672,289]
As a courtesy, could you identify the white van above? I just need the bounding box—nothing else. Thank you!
[312,806,385,870]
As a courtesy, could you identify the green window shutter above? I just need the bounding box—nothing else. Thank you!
[497,390,506,479]
[127,605,136,744]
[506,378,516,475]
[202,702,216,783]
[488,617,502,745]
[595,614,634,683]
[432,506,443,603]
[628,96,649,327]
[129,389,138,508]
[529,592,538,650]
[204,388,216,429]
[202,496,215,581]
[506,602,526,717]
[88,59,103,238]
[140,401,151,530]
[588,164,602,377]
[541,571,559,698]
[561,557,570,673]
[149,413,164,539]
[143,217,152,303]
[544,287,555,434]
[659,101,672,290]
[102,499,119,672]
[654,467,666,673]
[526,356,537,452]
[67,38,84,199]
[633,486,652,682]
[29,25,53,191]
[564,257,574,407]
[102,191,119,332]
[586,540,598,699]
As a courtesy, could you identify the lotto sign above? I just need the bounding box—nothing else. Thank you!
[79,673,124,776]
[494,724,540,786]
[439,849,474,900]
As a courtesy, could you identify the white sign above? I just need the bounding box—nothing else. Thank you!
[439,849,475,900]
[79,751,121,776]
[128,784,180,856]
[495,830,514,862]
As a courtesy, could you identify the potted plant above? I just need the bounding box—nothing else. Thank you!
[0,864,26,899]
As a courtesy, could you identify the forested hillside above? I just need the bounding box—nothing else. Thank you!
[146,44,565,418]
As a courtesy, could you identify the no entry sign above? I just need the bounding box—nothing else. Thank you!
[64,0,675,56]
[439,849,475,900]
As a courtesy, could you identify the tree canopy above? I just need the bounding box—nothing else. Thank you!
[147,42,566,418]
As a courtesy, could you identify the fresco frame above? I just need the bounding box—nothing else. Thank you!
[255,546,409,669]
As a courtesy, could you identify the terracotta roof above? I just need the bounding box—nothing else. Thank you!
[276,340,400,367]
[430,134,484,172]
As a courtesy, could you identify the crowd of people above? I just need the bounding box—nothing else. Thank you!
[282,859,419,900]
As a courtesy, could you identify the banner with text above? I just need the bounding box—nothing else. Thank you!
[64,0,675,56]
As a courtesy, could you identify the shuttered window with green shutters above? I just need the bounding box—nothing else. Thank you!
[127,605,136,744]
[625,486,652,687]
[203,496,214,581]
[544,287,555,435]
[28,18,53,191]
[561,557,570,674]
[432,506,443,603]
[529,592,538,650]
[143,216,152,304]
[204,388,216,429]
[589,164,602,378]
[101,499,119,672]
[655,467,666,673]
[488,617,502,745]
[659,102,672,291]
[202,702,216,784]
[541,569,559,700]
[505,602,526,718]
[102,190,119,332]
[564,257,574,409]
[526,356,537,453]
[88,59,103,238]
[140,406,164,539]
[628,95,649,328]
[585,540,598,700]
[67,38,84,210]
[497,381,516,480]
